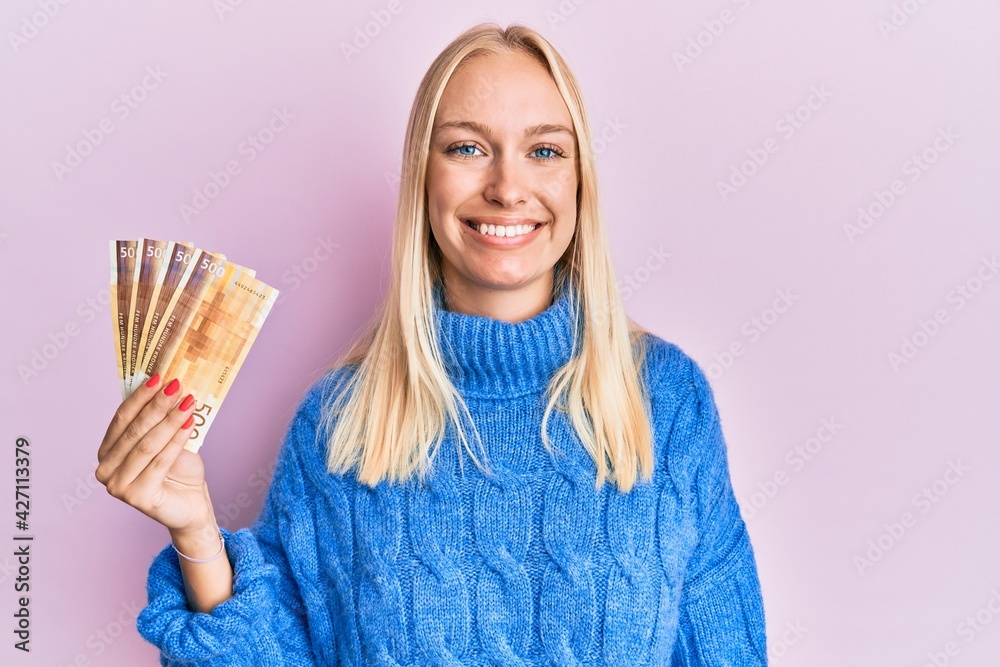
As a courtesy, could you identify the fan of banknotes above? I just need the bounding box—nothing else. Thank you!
[109,239,279,453]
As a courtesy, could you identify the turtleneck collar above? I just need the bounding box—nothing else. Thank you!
[432,278,580,398]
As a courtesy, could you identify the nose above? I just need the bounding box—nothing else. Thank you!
[483,153,528,207]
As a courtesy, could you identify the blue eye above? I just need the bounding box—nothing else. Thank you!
[533,144,567,160]
[445,142,566,160]
[447,143,484,158]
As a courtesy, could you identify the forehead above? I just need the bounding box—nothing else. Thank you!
[435,51,573,129]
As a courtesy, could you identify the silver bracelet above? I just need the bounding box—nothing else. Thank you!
[173,531,226,564]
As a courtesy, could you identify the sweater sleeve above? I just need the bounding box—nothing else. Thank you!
[135,376,340,666]
[670,358,768,666]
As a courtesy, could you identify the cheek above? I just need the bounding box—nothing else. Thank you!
[426,165,473,214]
[542,171,577,211]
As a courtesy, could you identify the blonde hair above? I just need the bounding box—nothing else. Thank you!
[321,21,656,492]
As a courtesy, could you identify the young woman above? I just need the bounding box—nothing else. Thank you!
[96,22,767,666]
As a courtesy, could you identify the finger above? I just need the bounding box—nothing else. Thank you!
[109,392,198,495]
[98,376,185,480]
[99,373,166,461]
[117,405,199,511]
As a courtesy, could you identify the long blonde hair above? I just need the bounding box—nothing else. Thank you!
[321,21,656,492]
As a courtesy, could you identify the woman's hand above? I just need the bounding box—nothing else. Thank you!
[96,374,214,535]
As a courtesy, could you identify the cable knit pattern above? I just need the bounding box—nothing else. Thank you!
[472,405,534,665]
[539,410,599,666]
[356,481,410,665]
[410,432,470,665]
[136,279,767,665]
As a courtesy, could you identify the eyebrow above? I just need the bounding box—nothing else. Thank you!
[434,120,576,139]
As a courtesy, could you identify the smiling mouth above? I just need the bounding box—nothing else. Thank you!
[463,219,543,238]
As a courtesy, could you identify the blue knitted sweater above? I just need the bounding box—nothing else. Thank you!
[137,282,767,666]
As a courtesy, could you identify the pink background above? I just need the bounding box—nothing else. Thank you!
[1,1,998,664]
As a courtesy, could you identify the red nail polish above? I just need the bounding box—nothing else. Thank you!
[163,378,180,396]
[145,374,160,388]
[182,415,194,430]
[178,394,195,411]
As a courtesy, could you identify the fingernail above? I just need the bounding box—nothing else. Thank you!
[145,374,160,388]
[163,378,180,396]
[178,394,195,411]
[182,415,194,430]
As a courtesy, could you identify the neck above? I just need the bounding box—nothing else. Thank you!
[438,268,555,324]
[432,275,578,398]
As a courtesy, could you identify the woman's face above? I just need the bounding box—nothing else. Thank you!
[426,50,578,319]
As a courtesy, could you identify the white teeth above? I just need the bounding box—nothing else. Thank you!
[469,221,538,237]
